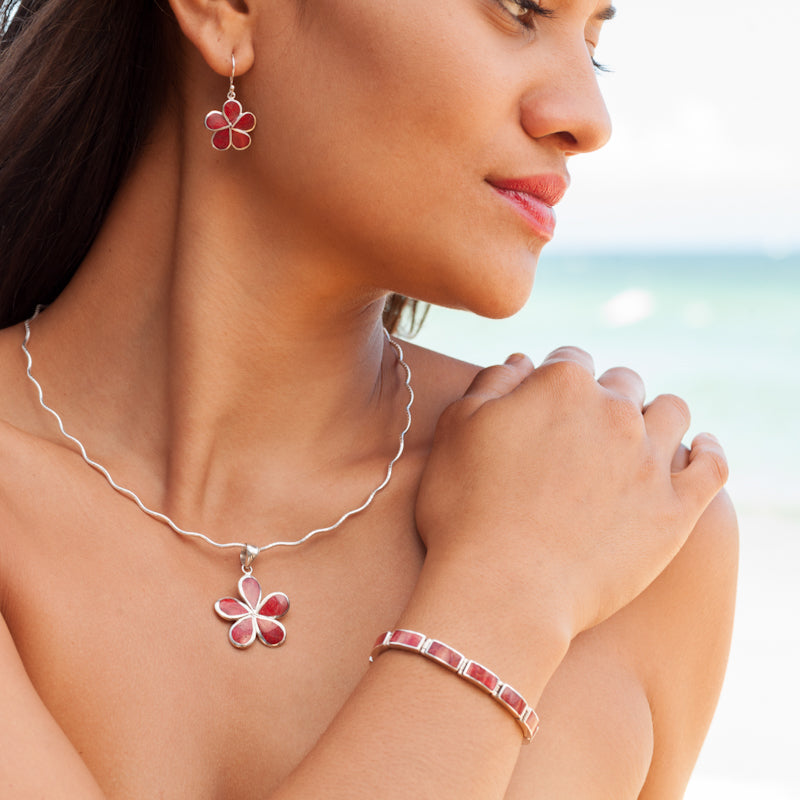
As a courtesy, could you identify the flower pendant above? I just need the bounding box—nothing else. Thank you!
[204,99,257,151]
[215,574,289,649]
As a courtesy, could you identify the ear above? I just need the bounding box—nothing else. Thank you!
[167,0,255,77]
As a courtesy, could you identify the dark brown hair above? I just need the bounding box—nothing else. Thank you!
[0,1,425,334]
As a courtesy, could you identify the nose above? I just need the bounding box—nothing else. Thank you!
[519,50,612,156]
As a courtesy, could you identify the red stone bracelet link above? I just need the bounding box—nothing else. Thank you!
[369,629,540,744]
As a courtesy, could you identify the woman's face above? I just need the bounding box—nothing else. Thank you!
[246,0,613,317]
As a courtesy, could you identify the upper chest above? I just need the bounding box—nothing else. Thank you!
[1,439,427,798]
[1,437,655,800]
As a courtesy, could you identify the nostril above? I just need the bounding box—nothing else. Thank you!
[558,131,579,148]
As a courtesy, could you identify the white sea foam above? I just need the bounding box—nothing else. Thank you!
[601,288,655,327]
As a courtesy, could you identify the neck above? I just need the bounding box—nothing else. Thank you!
[29,114,409,536]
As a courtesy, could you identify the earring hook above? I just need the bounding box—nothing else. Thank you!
[228,54,236,101]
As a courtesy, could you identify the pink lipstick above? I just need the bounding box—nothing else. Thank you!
[487,175,569,241]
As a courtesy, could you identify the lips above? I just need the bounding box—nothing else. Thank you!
[487,174,569,240]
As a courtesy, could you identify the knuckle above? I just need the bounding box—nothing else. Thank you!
[707,449,730,486]
[604,365,642,383]
[607,395,642,431]
[658,393,691,427]
[473,363,518,395]
[544,358,594,392]
[437,397,469,429]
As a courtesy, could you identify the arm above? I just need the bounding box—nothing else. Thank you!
[278,351,730,799]
[0,613,107,798]
[1,349,729,799]
[636,484,738,796]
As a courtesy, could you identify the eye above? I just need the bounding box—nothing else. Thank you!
[493,0,553,30]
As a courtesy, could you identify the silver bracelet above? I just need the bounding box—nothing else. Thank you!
[369,629,539,743]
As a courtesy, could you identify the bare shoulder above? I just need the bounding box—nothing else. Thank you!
[399,339,480,396]
[394,338,480,439]
[0,321,39,432]
[0,321,50,592]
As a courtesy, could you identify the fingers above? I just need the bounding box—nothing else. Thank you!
[597,366,646,408]
[464,346,595,406]
[643,393,692,459]
[462,353,536,402]
[672,432,729,520]
[538,345,595,377]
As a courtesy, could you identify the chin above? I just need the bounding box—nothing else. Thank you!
[468,283,534,319]
[465,246,540,319]
[429,256,538,320]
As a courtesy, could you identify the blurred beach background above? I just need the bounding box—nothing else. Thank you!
[413,2,799,797]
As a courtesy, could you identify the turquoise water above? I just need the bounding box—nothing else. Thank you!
[413,251,800,797]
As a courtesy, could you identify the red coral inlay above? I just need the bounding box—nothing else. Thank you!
[390,630,424,649]
[217,597,248,618]
[230,617,256,647]
[257,617,286,646]
[464,662,499,692]
[260,593,289,618]
[427,641,463,670]
[215,575,289,649]
[498,685,527,717]
[241,576,262,608]
[204,98,256,151]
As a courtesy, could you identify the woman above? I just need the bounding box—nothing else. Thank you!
[0,0,736,797]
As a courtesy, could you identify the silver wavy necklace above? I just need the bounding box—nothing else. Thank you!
[22,306,413,650]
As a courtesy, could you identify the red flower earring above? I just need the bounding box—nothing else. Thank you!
[204,55,257,151]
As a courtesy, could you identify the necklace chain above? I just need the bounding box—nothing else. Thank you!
[22,305,414,559]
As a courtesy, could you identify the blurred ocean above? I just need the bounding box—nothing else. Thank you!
[412,251,800,799]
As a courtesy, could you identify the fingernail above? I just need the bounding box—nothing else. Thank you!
[505,353,527,365]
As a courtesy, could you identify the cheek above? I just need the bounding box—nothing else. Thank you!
[251,2,537,316]
[260,4,493,183]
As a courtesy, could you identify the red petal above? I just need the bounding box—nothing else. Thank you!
[229,616,257,648]
[223,99,243,124]
[230,130,252,150]
[215,597,249,620]
[258,592,289,619]
[256,617,286,647]
[211,129,231,150]
[236,112,256,132]
[239,575,262,610]
[204,110,228,131]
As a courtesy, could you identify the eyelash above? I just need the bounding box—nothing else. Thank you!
[494,0,553,30]
[493,0,610,73]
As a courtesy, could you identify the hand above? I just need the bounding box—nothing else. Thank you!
[415,346,728,639]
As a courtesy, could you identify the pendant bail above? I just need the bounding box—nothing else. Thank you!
[240,543,259,573]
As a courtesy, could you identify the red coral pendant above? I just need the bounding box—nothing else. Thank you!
[215,574,289,649]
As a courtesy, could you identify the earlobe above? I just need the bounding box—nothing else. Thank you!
[167,0,255,77]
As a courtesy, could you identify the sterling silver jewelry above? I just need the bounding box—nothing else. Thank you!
[204,54,257,151]
[370,630,539,743]
[22,305,413,649]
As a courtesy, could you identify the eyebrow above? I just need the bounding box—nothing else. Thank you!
[595,5,616,21]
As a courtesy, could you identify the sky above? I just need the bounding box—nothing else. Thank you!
[551,0,800,254]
